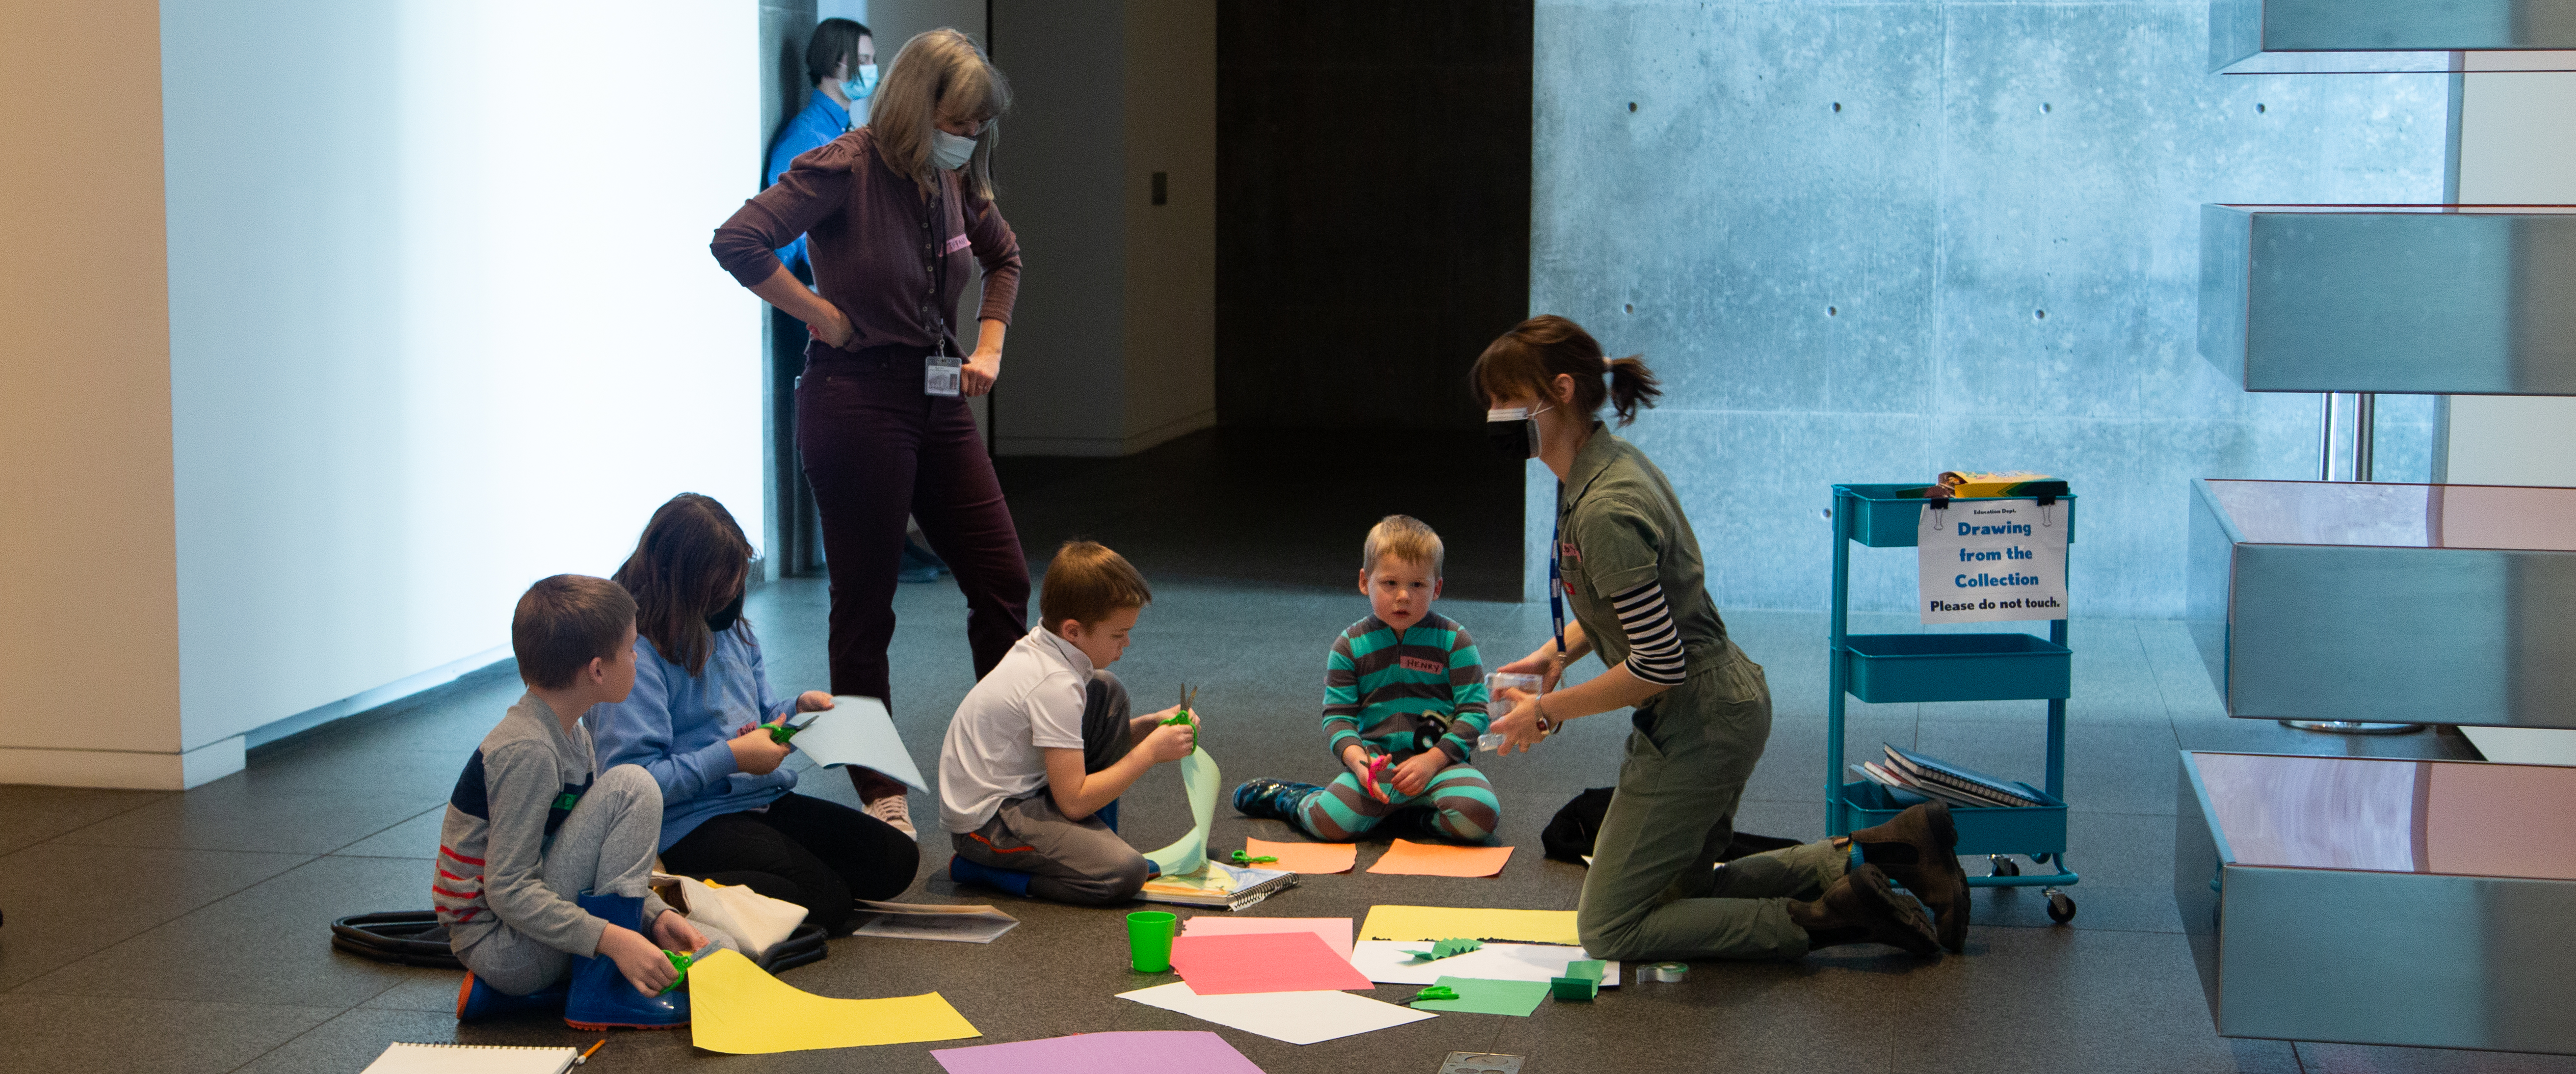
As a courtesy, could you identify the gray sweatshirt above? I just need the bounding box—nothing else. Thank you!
[433,693,672,956]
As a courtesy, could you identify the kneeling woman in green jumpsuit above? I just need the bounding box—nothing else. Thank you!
[1476,316,1972,962]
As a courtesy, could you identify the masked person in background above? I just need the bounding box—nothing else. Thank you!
[711,29,1026,838]
[766,18,874,278]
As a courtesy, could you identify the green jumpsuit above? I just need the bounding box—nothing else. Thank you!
[1557,426,1848,962]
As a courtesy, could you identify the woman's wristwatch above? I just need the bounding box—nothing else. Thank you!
[1532,696,1555,738]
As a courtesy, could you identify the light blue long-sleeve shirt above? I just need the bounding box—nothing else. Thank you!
[592,625,800,851]
[762,91,853,275]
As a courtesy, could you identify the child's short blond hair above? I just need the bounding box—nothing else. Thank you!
[1362,514,1444,576]
[1040,540,1153,632]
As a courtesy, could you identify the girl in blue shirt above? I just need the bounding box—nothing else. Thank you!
[593,494,919,935]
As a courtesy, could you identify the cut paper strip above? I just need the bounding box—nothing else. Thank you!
[1350,941,1619,988]
[1144,747,1220,876]
[687,948,979,1053]
[1246,837,1357,875]
[1118,982,1435,1045]
[1360,905,1581,945]
[1367,839,1515,878]
[792,696,929,791]
[1181,915,1354,960]
[1170,931,1374,995]
[932,1031,1263,1074]
[1410,976,1551,1017]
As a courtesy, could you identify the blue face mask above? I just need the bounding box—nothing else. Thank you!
[844,63,878,100]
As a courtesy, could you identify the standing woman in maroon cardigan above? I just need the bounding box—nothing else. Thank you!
[709,28,1025,832]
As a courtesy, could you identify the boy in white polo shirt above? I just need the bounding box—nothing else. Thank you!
[938,540,1198,905]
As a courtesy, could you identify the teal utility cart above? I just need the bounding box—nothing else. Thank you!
[1826,483,2080,924]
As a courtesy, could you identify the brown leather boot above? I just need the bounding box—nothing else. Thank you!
[1849,801,1970,953]
[1786,863,1941,957]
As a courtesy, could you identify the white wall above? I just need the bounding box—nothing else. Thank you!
[158,0,765,764]
[2446,58,2576,766]
[0,0,195,788]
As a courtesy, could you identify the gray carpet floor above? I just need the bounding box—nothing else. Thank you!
[1,431,2552,1074]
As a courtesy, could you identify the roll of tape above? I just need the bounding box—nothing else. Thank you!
[1639,962,1689,983]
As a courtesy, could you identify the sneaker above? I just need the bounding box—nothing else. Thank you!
[866,794,917,836]
[1232,778,1322,825]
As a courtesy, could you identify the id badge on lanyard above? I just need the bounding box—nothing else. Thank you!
[925,344,962,397]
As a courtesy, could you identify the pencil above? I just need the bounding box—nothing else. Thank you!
[576,1039,606,1065]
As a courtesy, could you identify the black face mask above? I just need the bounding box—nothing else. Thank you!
[1486,404,1551,459]
[705,588,746,634]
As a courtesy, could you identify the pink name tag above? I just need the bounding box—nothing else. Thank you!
[943,233,972,255]
[1399,655,1444,674]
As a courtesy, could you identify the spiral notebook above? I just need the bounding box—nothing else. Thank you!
[360,1042,582,1074]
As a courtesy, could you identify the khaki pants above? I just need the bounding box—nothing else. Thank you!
[1575,642,1849,962]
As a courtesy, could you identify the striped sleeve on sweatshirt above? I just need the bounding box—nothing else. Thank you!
[1322,633,1365,758]
[1610,581,1689,686]
[1436,625,1491,761]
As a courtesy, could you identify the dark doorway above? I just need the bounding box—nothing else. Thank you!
[1214,1,1535,432]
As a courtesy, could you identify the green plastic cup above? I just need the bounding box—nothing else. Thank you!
[1127,910,1178,972]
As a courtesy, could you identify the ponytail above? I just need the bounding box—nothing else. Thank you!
[1604,354,1661,426]
[1471,316,1662,427]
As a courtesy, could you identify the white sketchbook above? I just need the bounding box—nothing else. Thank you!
[786,696,929,792]
[849,900,1021,943]
[360,1042,580,1074]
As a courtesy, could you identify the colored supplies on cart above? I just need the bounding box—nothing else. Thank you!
[1858,745,2045,808]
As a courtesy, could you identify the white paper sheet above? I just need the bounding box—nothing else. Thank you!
[1115,982,1434,1045]
[789,696,929,792]
[847,900,1019,944]
[1347,940,1620,988]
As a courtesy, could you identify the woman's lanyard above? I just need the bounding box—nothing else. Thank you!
[1549,495,1568,660]
[921,183,962,396]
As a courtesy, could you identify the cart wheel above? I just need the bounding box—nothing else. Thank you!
[1989,855,2020,877]
[2046,889,2077,923]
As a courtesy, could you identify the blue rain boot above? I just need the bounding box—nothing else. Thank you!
[454,973,567,1021]
[947,855,1034,898]
[562,891,689,1031]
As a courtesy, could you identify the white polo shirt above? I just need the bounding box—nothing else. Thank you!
[938,626,1095,833]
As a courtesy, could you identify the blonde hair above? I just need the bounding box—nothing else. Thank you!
[1040,540,1153,632]
[868,28,1011,201]
[1362,515,1445,577]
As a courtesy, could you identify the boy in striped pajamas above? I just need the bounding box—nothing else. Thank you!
[1233,515,1503,842]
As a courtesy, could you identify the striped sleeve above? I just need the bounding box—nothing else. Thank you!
[1610,580,1689,686]
[1322,633,1365,758]
[1437,627,1490,761]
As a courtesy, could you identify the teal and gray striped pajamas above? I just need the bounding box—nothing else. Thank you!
[1298,613,1502,842]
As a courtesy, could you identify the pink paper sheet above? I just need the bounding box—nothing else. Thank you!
[933,1030,1262,1074]
[1168,931,1375,995]
[1180,915,1354,960]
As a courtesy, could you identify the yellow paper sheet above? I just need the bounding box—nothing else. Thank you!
[1360,905,1580,945]
[687,948,980,1053]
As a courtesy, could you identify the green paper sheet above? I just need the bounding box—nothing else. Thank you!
[1408,976,1551,1017]
[1144,747,1219,876]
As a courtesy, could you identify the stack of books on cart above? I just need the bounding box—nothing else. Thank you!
[1851,745,2047,809]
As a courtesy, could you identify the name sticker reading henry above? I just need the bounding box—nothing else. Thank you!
[1918,498,2068,624]
[1399,655,1445,674]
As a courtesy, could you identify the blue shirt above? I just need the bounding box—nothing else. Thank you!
[593,625,801,851]
[763,91,853,275]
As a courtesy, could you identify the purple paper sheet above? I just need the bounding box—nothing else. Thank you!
[933,1030,1265,1074]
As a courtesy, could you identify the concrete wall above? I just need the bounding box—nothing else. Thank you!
[1530,0,2448,613]
[988,0,1216,456]
[0,0,194,787]
[146,0,762,782]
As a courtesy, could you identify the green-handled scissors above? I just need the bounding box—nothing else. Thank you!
[764,711,823,745]
[1161,684,1199,726]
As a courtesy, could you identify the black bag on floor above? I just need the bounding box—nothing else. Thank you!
[1541,788,1805,864]
[330,912,830,974]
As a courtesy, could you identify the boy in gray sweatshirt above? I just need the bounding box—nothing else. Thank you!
[438,574,726,1029]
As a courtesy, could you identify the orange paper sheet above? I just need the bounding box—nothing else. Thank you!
[1367,839,1515,878]
[1245,837,1358,875]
